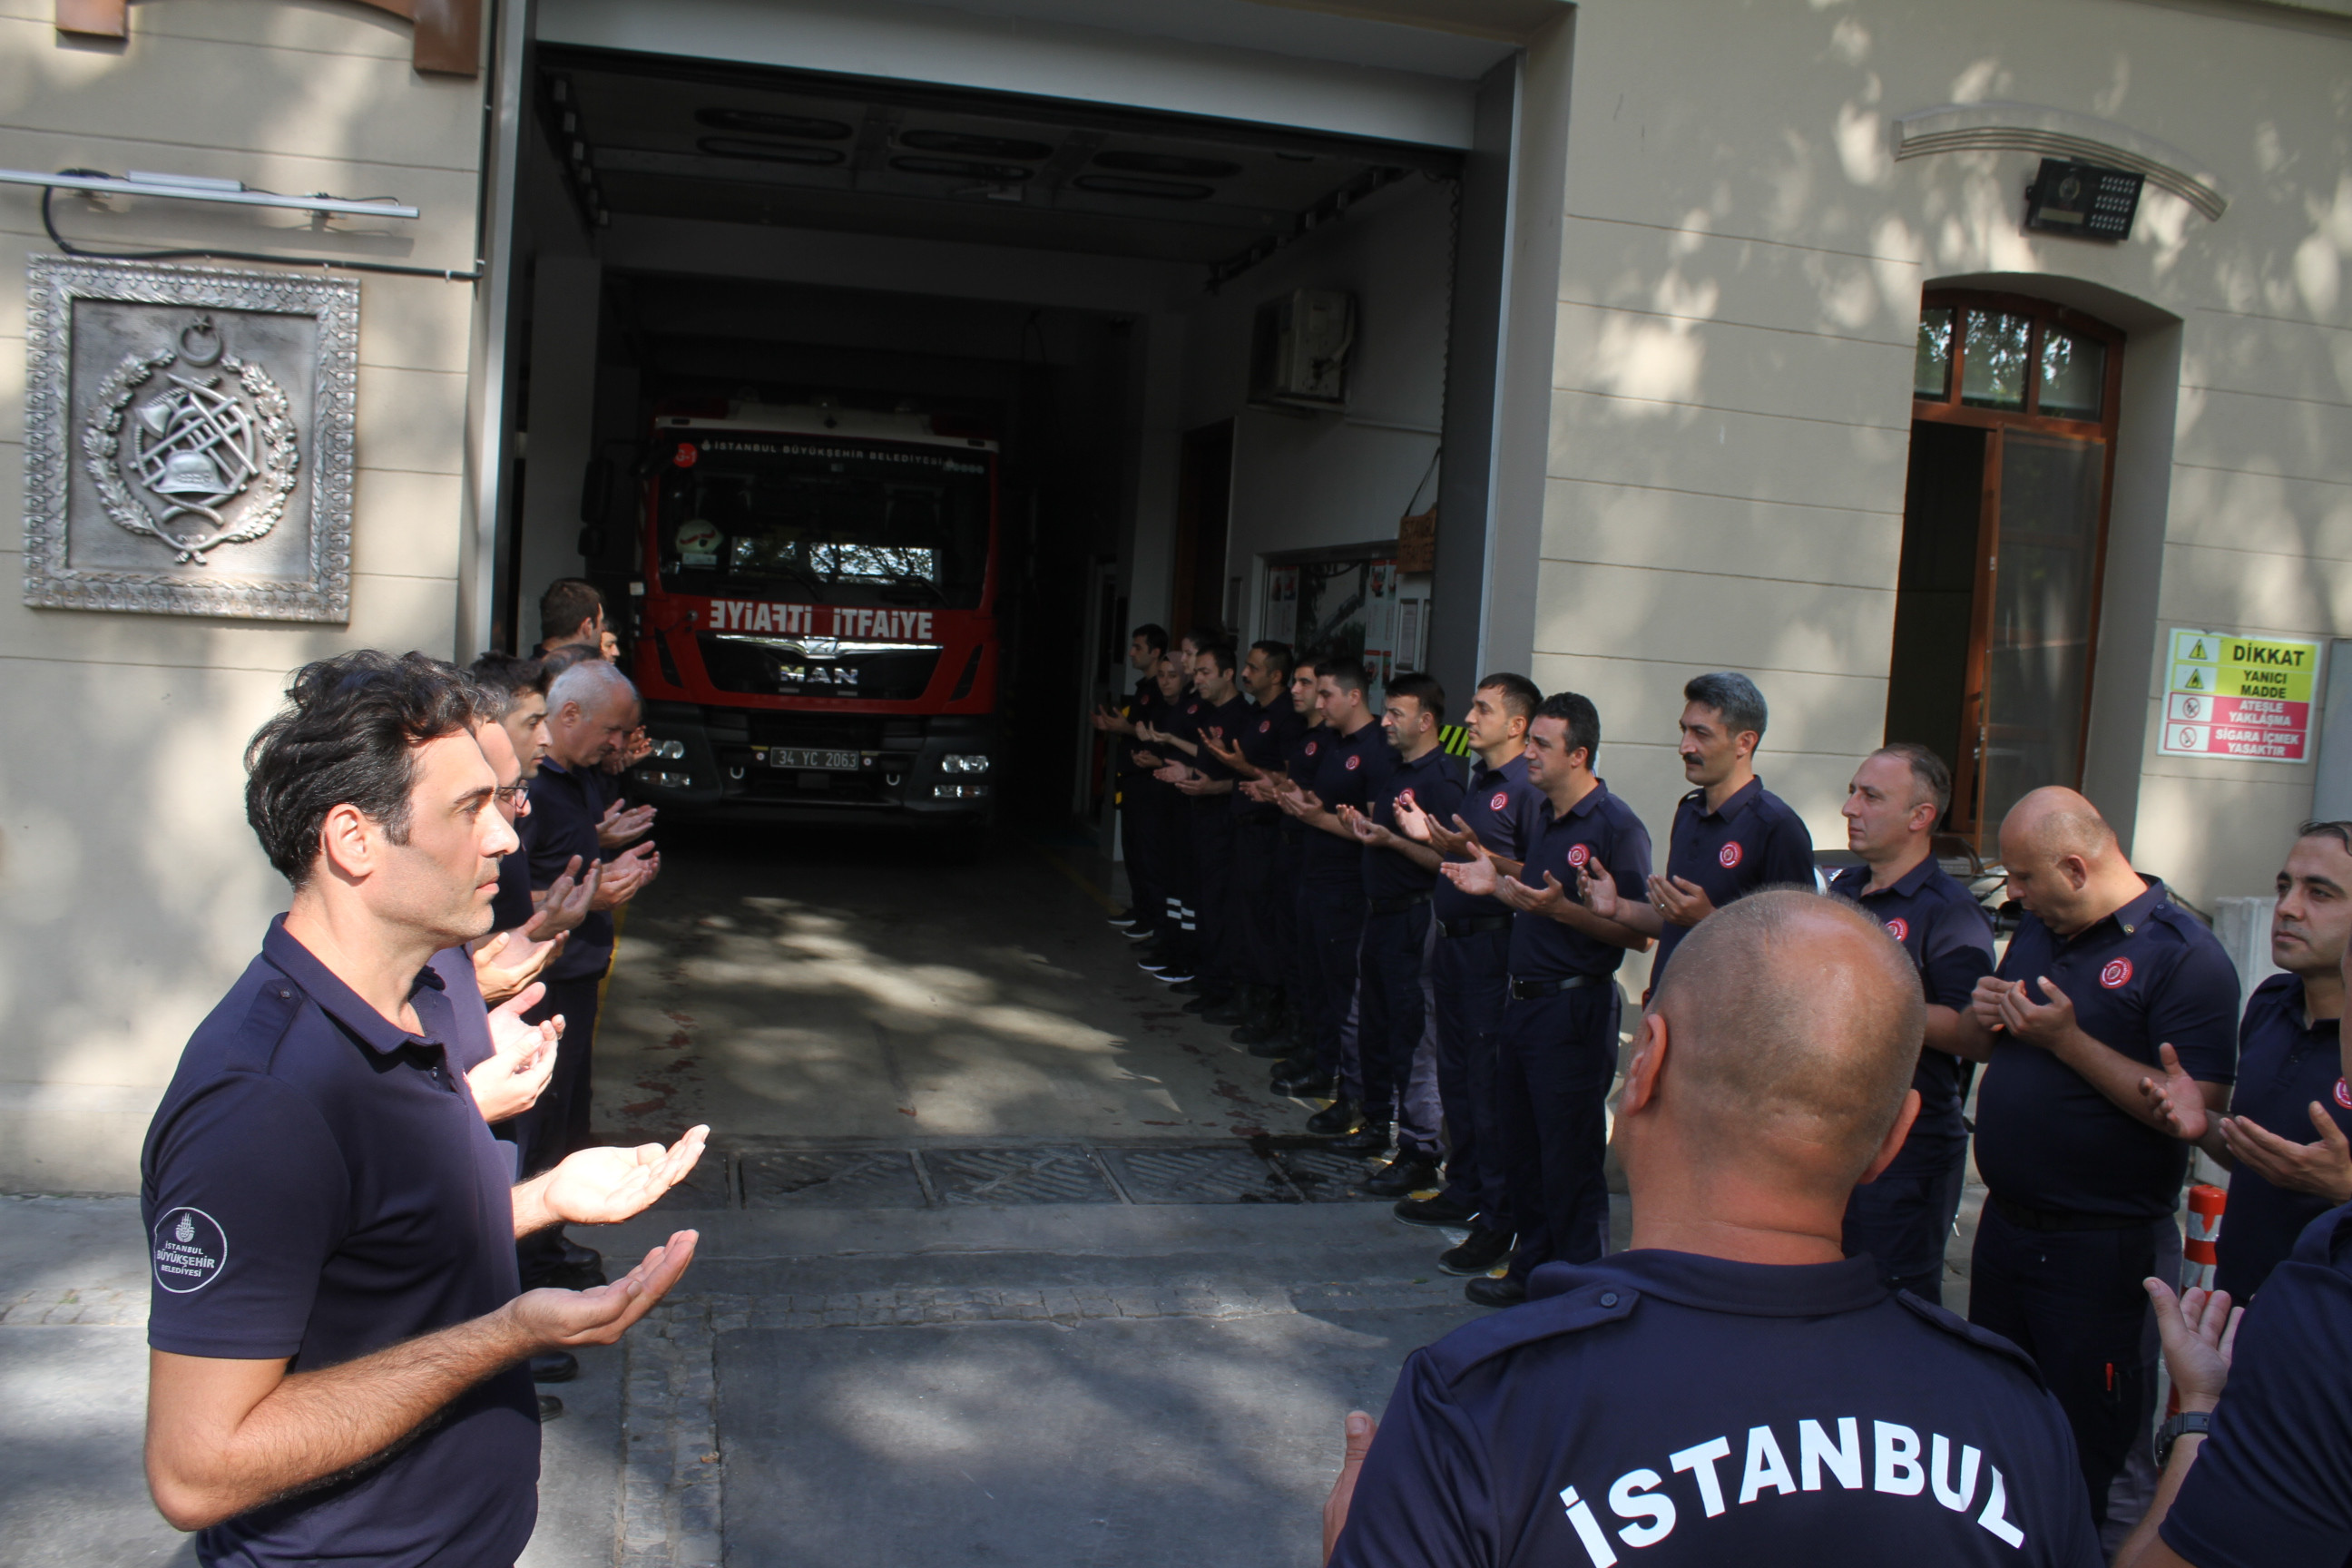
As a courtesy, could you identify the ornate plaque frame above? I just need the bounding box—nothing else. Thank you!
[23,257,358,622]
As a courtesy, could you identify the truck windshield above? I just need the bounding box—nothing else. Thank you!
[654,436,991,610]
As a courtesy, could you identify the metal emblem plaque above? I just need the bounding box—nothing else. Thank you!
[24,257,358,621]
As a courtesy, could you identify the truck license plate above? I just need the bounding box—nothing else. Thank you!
[768,748,858,771]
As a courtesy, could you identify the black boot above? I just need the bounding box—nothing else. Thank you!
[1464,1273,1527,1308]
[1269,1055,1325,1094]
[1364,1151,1443,1198]
[1200,985,1258,1026]
[1333,1118,1392,1155]
[1306,1097,1361,1136]
[1437,1226,1515,1277]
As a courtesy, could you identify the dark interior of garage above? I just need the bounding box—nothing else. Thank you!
[499,44,1459,837]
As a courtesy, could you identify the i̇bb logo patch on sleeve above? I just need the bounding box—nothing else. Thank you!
[1489,791,1509,810]
[152,1208,227,1294]
[1884,917,1909,942]
[2100,957,2134,989]
[1345,754,1361,771]
[2335,1078,2351,1111]
[1567,844,1591,868]
[1719,842,1744,868]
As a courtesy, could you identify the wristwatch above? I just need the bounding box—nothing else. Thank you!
[2156,1409,2214,1467]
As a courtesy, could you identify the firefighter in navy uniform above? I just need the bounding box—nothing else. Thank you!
[1595,671,1815,989]
[2119,1189,2352,1567]
[1126,651,1198,985]
[1948,788,2239,1542]
[2143,822,2352,1301]
[1275,656,1391,1112]
[1323,890,2101,1568]
[1389,672,1547,1277]
[1829,743,1997,1305]
[1152,643,1255,1016]
[1093,622,1172,939]
[1447,691,1652,1307]
[1259,655,1331,1081]
[1339,672,1467,1191]
[1197,641,1305,1037]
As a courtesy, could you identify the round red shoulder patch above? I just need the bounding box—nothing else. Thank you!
[1345,754,1361,771]
[1305,741,1318,755]
[2100,956,2134,989]
[1187,703,1199,714]
[672,442,699,467]
[1567,843,1592,868]
[2336,1078,2351,1111]
[1489,790,1509,811]
[1719,841,1744,869]
[1259,720,1270,733]
[1884,917,1909,943]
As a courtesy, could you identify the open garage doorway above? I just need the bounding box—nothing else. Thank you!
[494,43,1481,839]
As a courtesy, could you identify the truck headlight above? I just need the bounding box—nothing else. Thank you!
[941,753,990,775]
[652,738,688,760]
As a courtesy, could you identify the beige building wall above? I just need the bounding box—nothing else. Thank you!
[1534,0,2352,920]
[0,0,484,1190]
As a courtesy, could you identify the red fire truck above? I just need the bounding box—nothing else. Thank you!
[619,401,1000,823]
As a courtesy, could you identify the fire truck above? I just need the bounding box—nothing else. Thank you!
[616,400,1000,823]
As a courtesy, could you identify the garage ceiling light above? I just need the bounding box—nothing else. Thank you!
[899,129,1052,162]
[892,156,1035,182]
[696,106,852,141]
[1073,173,1215,201]
[1092,151,1240,179]
[698,138,846,167]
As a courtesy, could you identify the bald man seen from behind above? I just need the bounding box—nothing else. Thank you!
[1946,788,2239,1550]
[1323,890,2100,1568]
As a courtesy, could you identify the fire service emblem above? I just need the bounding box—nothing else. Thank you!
[24,257,358,621]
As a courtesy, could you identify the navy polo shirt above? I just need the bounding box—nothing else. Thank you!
[1280,719,1328,843]
[1829,858,1996,1139]
[522,758,614,983]
[488,841,536,935]
[141,919,538,1568]
[1509,780,1654,982]
[1117,677,1161,786]
[1651,777,1817,981]
[1328,1249,2100,1568]
[427,946,498,1074]
[1436,750,1548,926]
[2214,974,2349,1300]
[1231,697,1303,824]
[2162,1200,2352,1567]
[1365,744,1467,901]
[1972,880,2240,1220]
[1191,692,1255,807]
[1302,719,1392,887]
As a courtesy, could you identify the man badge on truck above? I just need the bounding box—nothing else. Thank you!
[83,315,300,565]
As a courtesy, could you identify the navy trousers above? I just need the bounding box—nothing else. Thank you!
[1968,1202,2180,1534]
[1495,981,1620,1280]
[1357,901,1443,1152]
[1842,1123,1968,1303]
[1188,803,1238,990]
[1432,925,1513,1226]
[1300,885,1367,1088]
[1228,818,1283,990]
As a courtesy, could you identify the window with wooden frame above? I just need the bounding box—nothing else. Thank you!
[1884,289,2125,849]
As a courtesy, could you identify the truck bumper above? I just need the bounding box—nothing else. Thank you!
[622,706,996,823]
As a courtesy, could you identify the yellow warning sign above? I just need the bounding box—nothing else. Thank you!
[2161,628,2322,762]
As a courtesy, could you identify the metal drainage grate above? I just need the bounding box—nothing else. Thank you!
[1097,1144,1299,1204]
[1270,1145,1382,1203]
[740,1149,930,1209]
[922,1146,1120,1205]
[650,1152,740,1211]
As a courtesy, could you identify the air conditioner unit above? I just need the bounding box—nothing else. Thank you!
[1250,288,1356,412]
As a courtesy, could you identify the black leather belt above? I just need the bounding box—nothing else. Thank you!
[1991,1196,2160,1233]
[1438,914,1511,939]
[1368,892,1431,916]
[1509,974,1602,1000]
